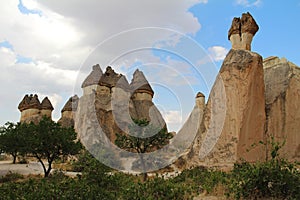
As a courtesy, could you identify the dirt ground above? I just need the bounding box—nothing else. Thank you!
[0,160,44,177]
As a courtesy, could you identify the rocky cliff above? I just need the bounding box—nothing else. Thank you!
[188,49,266,168]
[264,56,300,161]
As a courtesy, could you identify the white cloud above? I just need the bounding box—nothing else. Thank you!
[208,46,229,62]
[162,110,183,131]
[235,0,262,7]
[163,110,182,124]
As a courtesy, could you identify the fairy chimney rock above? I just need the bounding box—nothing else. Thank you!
[82,64,103,95]
[58,95,79,127]
[18,94,30,112]
[40,97,54,118]
[18,94,54,123]
[228,12,259,51]
[195,92,205,110]
[130,69,154,101]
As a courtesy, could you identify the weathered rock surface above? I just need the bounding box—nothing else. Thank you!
[189,49,266,167]
[81,64,103,88]
[58,95,79,127]
[264,56,300,161]
[18,94,54,123]
[228,12,259,51]
[75,66,167,144]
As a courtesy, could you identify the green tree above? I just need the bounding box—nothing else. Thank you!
[0,122,26,164]
[23,117,82,177]
[115,119,172,181]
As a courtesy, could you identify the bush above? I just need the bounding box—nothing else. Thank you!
[0,172,23,183]
[226,137,300,199]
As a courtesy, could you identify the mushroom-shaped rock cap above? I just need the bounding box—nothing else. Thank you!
[228,12,259,40]
[130,69,154,97]
[18,94,31,111]
[61,95,79,112]
[81,64,103,88]
[196,92,205,98]
[228,17,241,40]
[99,66,122,88]
[28,94,41,110]
[18,94,41,111]
[40,97,54,110]
[241,12,259,35]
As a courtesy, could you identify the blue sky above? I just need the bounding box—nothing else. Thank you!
[0,0,299,132]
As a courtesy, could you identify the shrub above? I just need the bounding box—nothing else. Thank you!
[0,172,23,183]
[226,137,300,199]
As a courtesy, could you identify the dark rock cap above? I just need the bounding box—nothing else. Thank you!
[99,66,122,88]
[40,97,54,111]
[228,17,241,40]
[196,92,205,98]
[18,94,41,111]
[228,12,259,40]
[130,69,154,97]
[18,94,30,111]
[241,12,259,35]
[61,95,79,112]
[81,64,103,88]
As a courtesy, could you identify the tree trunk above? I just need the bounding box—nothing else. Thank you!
[45,160,52,177]
[44,167,51,177]
[36,157,48,177]
[12,154,17,164]
[140,154,147,182]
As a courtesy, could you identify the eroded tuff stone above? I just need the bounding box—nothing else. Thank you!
[75,66,167,145]
[264,56,300,161]
[241,12,259,35]
[130,69,154,97]
[228,17,241,40]
[188,49,266,168]
[99,66,122,88]
[40,97,54,111]
[18,94,54,123]
[40,97,54,119]
[81,64,103,88]
[228,12,259,51]
[58,95,79,127]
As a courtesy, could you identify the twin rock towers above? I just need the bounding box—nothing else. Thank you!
[18,13,300,169]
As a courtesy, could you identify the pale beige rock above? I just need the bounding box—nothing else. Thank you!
[189,49,266,168]
[40,110,52,119]
[264,56,300,161]
[195,92,205,111]
[20,108,40,123]
[58,95,79,127]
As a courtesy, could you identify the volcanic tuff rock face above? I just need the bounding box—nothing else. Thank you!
[188,49,266,167]
[75,66,167,143]
[58,95,79,127]
[264,56,300,161]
